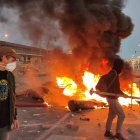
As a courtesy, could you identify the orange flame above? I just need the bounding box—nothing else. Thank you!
[56,71,140,106]
[82,71,107,103]
[56,77,77,96]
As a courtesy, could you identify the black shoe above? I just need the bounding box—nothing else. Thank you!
[104,131,115,138]
[115,133,126,140]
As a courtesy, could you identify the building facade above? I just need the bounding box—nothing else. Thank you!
[127,57,140,84]
[0,41,47,64]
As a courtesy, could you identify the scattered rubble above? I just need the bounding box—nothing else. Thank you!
[59,129,65,134]
[23,120,28,123]
[41,124,52,130]
[127,127,136,135]
[56,115,61,119]
[80,117,90,121]
[66,121,79,131]
[97,123,101,128]
[33,114,40,117]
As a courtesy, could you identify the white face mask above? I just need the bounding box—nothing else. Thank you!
[5,62,16,72]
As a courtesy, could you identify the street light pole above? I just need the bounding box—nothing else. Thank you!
[130,84,133,109]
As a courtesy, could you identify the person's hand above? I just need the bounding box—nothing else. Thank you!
[11,119,19,130]
[89,88,94,95]
[0,62,6,71]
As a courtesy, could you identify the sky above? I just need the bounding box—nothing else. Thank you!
[121,0,140,59]
[0,0,139,60]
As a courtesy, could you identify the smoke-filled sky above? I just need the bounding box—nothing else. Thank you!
[0,0,136,89]
[121,0,140,59]
[0,0,139,60]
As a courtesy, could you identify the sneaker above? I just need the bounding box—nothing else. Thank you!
[104,131,115,138]
[115,133,126,140]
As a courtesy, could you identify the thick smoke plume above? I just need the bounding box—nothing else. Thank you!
[0,0,134,89]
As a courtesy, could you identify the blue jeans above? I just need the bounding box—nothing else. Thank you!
[0,126,10,140]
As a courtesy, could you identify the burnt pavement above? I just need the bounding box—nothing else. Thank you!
[11,104,140,140]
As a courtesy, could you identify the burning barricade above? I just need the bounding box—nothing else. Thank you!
[16,69,140,110]
[56,71,140,112]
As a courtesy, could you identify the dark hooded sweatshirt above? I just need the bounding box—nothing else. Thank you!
[96,70,124,99]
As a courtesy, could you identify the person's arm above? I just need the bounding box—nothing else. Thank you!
[14,108,17,120]
[11,107,19,130]
[89,77,107,95]
[13,74,18,120]
[96,77,107,92]
[11,73,19,130]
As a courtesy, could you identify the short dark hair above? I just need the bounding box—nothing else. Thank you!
[112,58,124,74]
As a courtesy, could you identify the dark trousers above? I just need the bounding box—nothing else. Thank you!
[106,98,125,133]
[0,126,10,140]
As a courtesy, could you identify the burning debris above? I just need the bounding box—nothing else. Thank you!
[1,0,138,107]
[57,71,140,107]
[68,100,106,112]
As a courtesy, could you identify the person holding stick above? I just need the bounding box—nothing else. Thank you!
[94,58,127,140]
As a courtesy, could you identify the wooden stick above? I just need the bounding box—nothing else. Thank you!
[91,90,140,100]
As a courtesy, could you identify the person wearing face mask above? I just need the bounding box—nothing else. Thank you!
[0,47,19,140]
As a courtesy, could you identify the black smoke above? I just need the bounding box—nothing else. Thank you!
[0,0,134,78]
